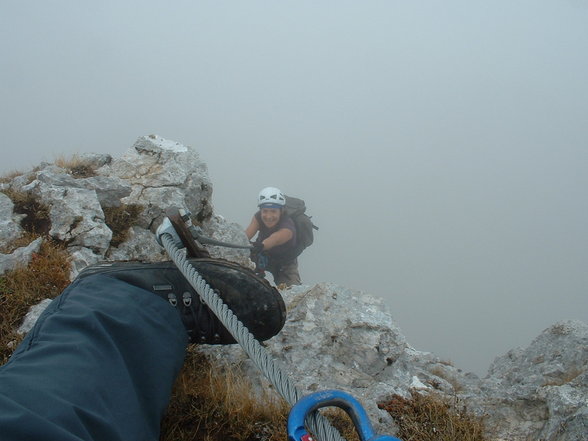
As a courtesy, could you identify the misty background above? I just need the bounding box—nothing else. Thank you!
[1,1,587,375]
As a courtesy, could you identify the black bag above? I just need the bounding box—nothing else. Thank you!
[284,195,318,258]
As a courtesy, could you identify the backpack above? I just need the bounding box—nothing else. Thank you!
[283,195,318,258]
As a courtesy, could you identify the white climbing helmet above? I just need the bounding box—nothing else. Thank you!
[258,187,286,208]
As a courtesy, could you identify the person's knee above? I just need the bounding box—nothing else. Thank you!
[275,267,301,287]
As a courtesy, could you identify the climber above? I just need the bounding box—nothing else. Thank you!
[245,186,301,287]
[0,260,286,441]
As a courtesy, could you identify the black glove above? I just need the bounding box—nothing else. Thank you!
[251,241,264,254]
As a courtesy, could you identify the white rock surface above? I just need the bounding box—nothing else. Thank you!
[18,298,54,334]
[101,134,213,228]
[0,192,23,244]
[0,237,43,275]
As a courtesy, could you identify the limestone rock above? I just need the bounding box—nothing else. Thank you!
[34,183,112,254]
[1,135,230,270]
[202,283,415,431]
[68,246,104,280]
[0,192,23,244]
[487,320,588,386]
[8,163,114,257]
[476,319,588,441]
[101,135,213,228]
[34,166,132,208]
[78,152,112,169]
[200,214,252,266]
[202,284,587,441]
[106,226,167,262]
[0,237,43,275]
[18,298,53,334]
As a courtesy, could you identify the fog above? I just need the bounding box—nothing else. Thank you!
[2,1,587,375]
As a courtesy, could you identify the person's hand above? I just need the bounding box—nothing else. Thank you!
[251,241,264,254]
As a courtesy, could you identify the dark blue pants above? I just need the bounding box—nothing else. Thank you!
[0,275,188,441]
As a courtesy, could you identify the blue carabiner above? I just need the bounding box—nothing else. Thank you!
[287,390,402,441]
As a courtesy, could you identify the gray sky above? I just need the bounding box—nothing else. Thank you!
[2,1,587,375]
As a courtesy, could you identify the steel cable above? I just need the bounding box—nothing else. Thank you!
[162,234,346,441]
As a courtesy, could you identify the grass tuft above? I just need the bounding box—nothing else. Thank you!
[54,154,97,178]
[0,236,71,364]
[429,366,464,393]
[1,189,52,235]
[378,390,487,441]
[0,170,26,184]
[103,204,144,247]
[161,347,368,441]
[161,347,290,441]
[321,408,361,441]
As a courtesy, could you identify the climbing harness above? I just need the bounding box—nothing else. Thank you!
[157,208,395,441]
[288,390,401,441]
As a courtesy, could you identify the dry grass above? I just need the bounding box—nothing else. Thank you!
[321,409,361,441]
[0,235,71,364]
[1,189,52,235]
[161,347,291,441]
[54,154,97,178]
[429,366,464,393]
[0,169,26,183]
[102,204,144,247]
[162,348,366,441]
[378,390,487,441]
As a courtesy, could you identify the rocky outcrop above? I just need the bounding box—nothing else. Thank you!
[202,284,587,441]
[474,320,588,441]
[1,135,586,441]
[99,135,213,229]
[1,135,247,278]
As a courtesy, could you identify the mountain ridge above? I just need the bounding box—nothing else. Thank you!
[1,135,586,440]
